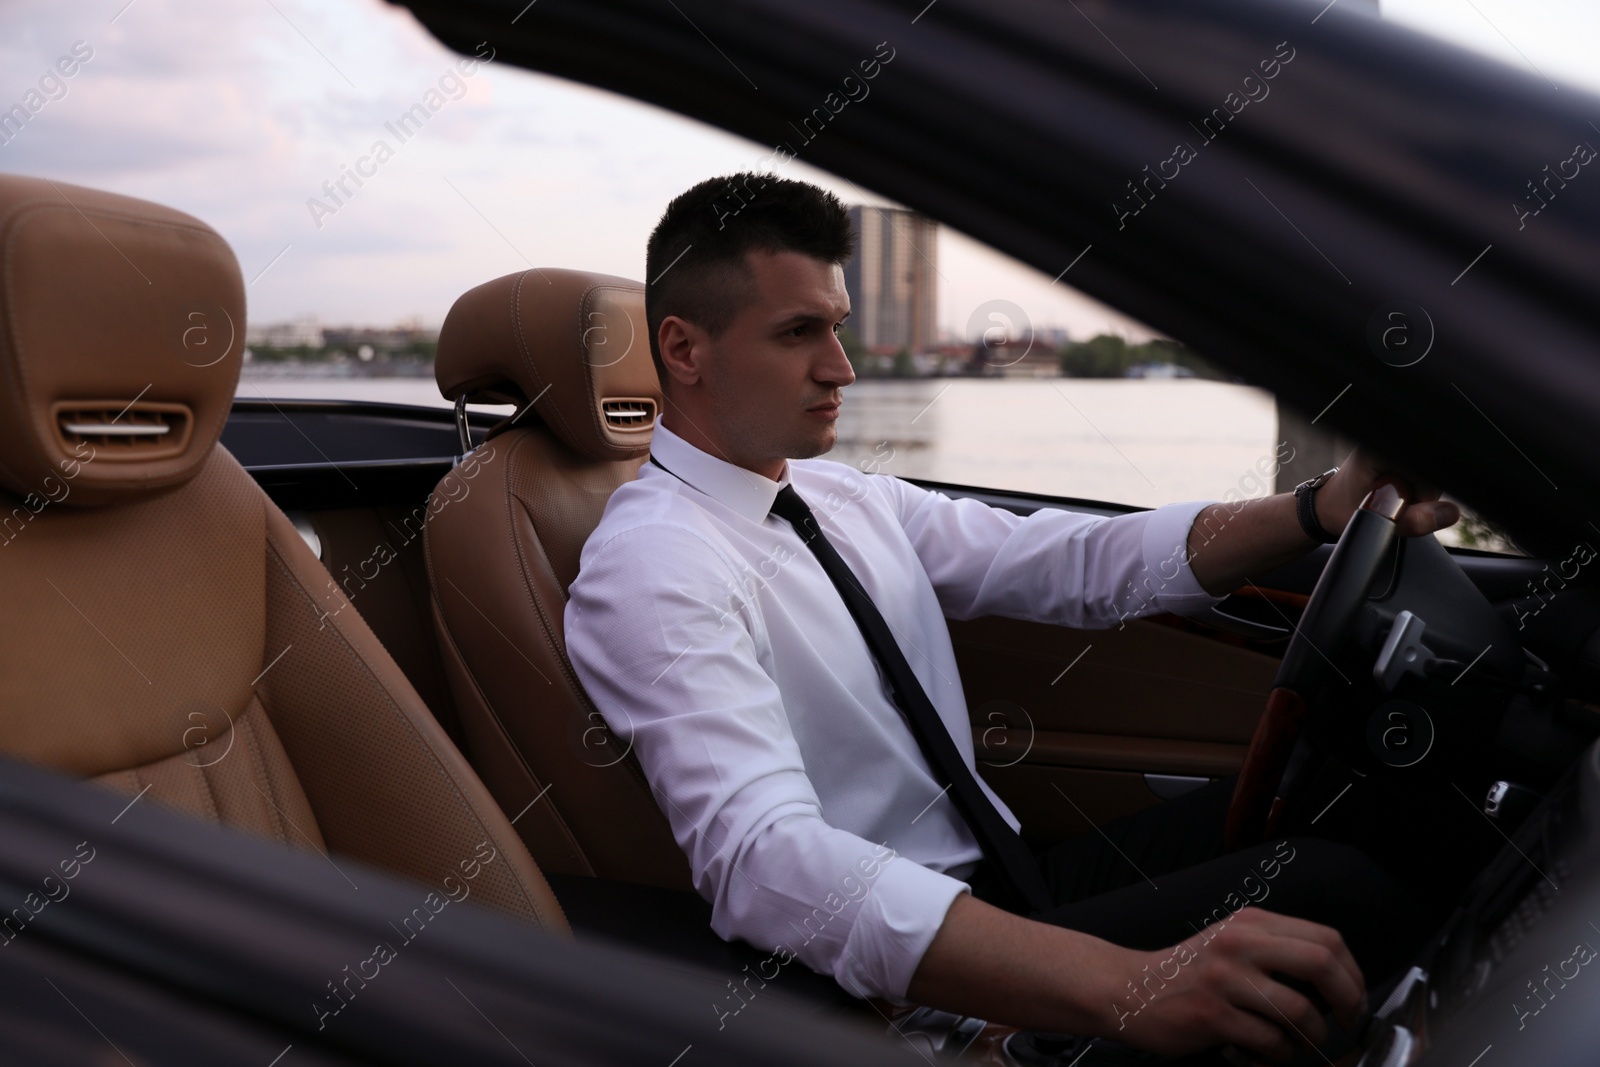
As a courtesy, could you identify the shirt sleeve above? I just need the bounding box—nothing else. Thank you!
[881,478,1227,626]
[564,522,969,1004]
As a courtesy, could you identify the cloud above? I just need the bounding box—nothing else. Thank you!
[0,0,1206,340]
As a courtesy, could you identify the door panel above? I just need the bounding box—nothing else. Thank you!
[953,613,1281,844]
[976,766,1167,844]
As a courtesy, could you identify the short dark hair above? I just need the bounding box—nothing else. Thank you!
[644,172,855,386]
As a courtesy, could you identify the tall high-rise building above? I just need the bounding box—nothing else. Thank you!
[843,206,938,352]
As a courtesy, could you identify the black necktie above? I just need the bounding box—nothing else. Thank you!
[768,481,1054,915]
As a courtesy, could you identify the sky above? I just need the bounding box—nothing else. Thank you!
[1,0,1596,343]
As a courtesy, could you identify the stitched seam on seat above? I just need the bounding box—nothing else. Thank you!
[575,283,608,452]
[248,683,304,849]
[487,435,614,855]
[509,271,556,441]
[425,583,594,876]
[524,498,660,798]
[509,496,583,697]
[497,439,655,800]
[193,752,222,825]
[422,467,594,874]
[263,535,557,930]
[240,705,292,849]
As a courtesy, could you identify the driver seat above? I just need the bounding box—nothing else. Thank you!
[0,174,566,933]
[422,268,692,890]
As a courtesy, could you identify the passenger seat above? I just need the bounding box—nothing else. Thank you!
[0,174,565,934]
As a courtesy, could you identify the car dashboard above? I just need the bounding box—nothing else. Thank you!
[1361,737,1600,1067]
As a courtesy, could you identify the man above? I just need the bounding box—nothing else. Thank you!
[563,172,1458,1061]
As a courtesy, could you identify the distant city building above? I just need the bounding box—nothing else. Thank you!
[243,318,439,370]
[844,206,938,353]
[321,325,436,352]
[246,317,324,349]
[960,329,1063,377]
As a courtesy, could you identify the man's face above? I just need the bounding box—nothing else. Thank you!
[691,248,855,477]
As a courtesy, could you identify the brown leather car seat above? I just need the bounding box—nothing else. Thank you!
[0,174,566,934]
[424,268,692,890]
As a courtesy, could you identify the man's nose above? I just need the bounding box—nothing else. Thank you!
[820,333,856,387]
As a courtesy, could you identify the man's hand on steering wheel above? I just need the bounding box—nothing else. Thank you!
[1221,447,1479,850]
[1186,448,1458,598]
[1315,448,1461,540]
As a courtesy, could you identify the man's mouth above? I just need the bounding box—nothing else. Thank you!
[806,400,842,420]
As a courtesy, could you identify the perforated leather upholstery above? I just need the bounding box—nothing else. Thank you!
[425,268,692,890]
[0,174,567,933]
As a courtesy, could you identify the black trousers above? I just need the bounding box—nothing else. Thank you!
[966,775,1431,986]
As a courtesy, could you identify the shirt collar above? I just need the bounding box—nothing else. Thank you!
[647,417,791,523]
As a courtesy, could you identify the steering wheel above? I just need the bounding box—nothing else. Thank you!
[1223,484,1409,849]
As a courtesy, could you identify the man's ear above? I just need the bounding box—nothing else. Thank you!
[657,315,705,389]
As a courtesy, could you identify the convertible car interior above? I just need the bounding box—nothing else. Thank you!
[4,0,1600,1063]
[9,161,1600,1066]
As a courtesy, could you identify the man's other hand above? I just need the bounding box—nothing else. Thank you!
[1105,906,1365,1062]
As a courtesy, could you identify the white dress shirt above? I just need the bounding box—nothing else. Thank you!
[564,417,1224,1004]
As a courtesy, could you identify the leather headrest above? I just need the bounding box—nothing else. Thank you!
[435,268,660,462]
[0,174,245,508]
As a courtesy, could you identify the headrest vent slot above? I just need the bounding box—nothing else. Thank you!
[601,398,657,431]
[53,402,193,458]
[61,420,172,437]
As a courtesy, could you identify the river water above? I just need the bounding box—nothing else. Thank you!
[238,375,1285,509]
